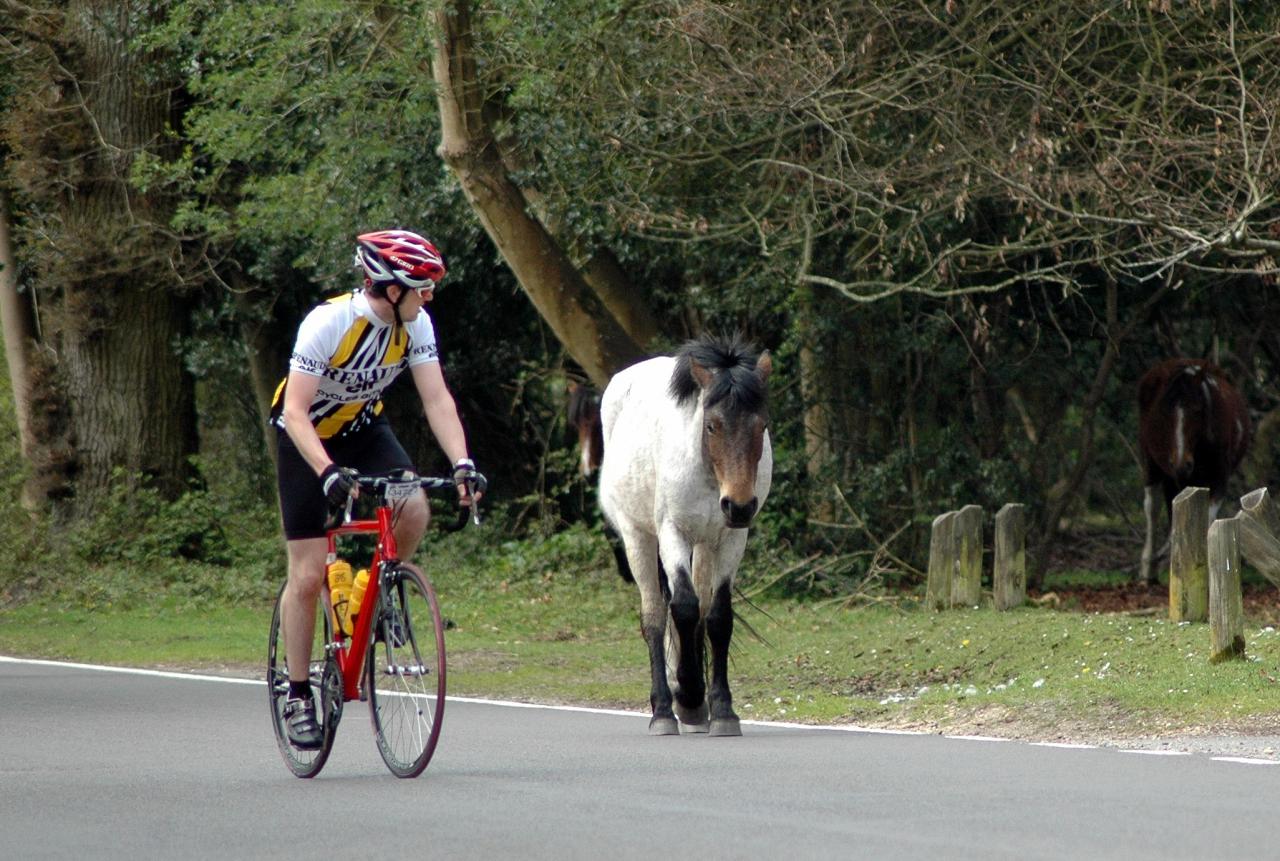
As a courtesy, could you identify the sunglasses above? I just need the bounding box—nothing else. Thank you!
[411,284,437,299]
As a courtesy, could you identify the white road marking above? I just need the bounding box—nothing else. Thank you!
[4,655,1277,765]
[1119,749,1191,757]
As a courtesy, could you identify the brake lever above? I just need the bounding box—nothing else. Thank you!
[467,476,484,526]
[443,478,482,531]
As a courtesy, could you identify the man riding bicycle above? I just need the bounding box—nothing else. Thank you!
[271,229,484,750]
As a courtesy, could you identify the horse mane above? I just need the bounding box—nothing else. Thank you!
[668,334,767,411]
[1157,362,1214,419]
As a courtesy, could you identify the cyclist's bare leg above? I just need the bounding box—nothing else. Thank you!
[392,489,429,560]
[283,537,328,683]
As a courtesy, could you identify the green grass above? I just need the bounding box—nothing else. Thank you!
[4,519,1280,741]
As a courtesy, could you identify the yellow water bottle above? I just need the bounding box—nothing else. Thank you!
[327,559,354,637]
[348,567,371,622]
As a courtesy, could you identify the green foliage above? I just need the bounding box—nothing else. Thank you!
[66,471,236,567]
[28,471,286,610]
[3,0,1278,609]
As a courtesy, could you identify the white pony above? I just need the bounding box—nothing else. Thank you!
[599,335,772,736]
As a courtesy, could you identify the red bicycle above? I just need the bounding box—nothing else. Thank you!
[267,470,480,778]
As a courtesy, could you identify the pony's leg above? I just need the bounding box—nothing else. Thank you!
[667,561,709,731]
[705,579,740,736]
[658,530,706,731]
[1140,483,1161,585]
[705,535,746,737]
[602,521,634,584]
[625,528,678,736]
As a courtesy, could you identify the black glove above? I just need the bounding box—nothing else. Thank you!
[452,458,487,496]
[320,464,359,507]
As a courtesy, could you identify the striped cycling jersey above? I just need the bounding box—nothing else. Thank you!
[271,291,439,440]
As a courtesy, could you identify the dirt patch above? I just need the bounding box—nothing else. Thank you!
[1032,582,1280,627]
[865,700,1280,760]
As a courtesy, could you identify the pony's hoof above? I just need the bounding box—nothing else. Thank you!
[675,701,709,731]
[648,716,680,736]
[709,717,742,737]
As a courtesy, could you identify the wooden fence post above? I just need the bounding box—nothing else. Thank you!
[1238,488,1280,586]
[952,505,983,607]
[1169,486,1209,623]
[1207,516,1245,663]
[993,503,1026,611]
[926,512,955,611]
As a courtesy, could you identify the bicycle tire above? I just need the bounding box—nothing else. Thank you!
[366,563,447,778]
[268,581,343,778]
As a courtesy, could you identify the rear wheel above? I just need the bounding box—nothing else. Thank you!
[366,563,446,777]
[268,581,342,778]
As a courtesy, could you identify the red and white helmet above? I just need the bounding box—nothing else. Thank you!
[353,229,446,292]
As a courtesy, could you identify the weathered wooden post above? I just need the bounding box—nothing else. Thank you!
[927,511,955,611]
[1169,486,1209,623]
[952,505,983,607]
[993,503,1026,610]
[1207,516,1245,663]
[1238,488,1280,586]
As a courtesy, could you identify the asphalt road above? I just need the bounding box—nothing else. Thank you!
[2,656,1278,860]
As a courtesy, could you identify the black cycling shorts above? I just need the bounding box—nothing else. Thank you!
[276,417,414,541]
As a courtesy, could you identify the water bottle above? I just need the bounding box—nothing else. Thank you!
[348,567,371,622]
[327,559,354,637]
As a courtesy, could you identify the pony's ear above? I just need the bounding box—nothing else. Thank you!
[689,357,715,390]
[756,351,773,382]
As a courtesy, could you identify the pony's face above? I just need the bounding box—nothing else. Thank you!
[1163,367,1213,480]
[693,352,772,529]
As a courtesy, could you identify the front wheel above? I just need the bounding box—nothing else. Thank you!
[366,563,447,777]
[268,581,342,778]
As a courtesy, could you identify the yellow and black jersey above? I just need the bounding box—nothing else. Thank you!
[270,291,439,440]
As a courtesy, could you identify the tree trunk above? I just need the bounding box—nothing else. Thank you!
[431,0,648,386]
[229,273,293,471]
[796,281,838,519]
[2,1,199,514]
[59,281,197,504]
[0,188,40,510]
[579,246,661,350]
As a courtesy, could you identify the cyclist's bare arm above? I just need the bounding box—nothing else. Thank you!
[410,362,482,503]
[281,369,336,478]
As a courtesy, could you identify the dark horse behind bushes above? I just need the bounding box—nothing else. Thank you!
[566,379,634,580]
[566,381,603,478]
[599,335,772,737]
[1138,358,1251,584]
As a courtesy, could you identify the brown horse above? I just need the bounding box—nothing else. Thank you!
[566,381,603,477]
[567,379,635,581]
[1138,358,1251,584]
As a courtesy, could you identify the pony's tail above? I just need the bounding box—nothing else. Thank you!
[602,521,634,583]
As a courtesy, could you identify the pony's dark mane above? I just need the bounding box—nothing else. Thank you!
[567,383,600,427]
[1158,363,1213,419]
[669,334,767,412]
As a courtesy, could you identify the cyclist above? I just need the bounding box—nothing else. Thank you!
[271,229,484,750]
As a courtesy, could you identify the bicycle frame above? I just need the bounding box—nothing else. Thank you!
[326,505,398,703]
